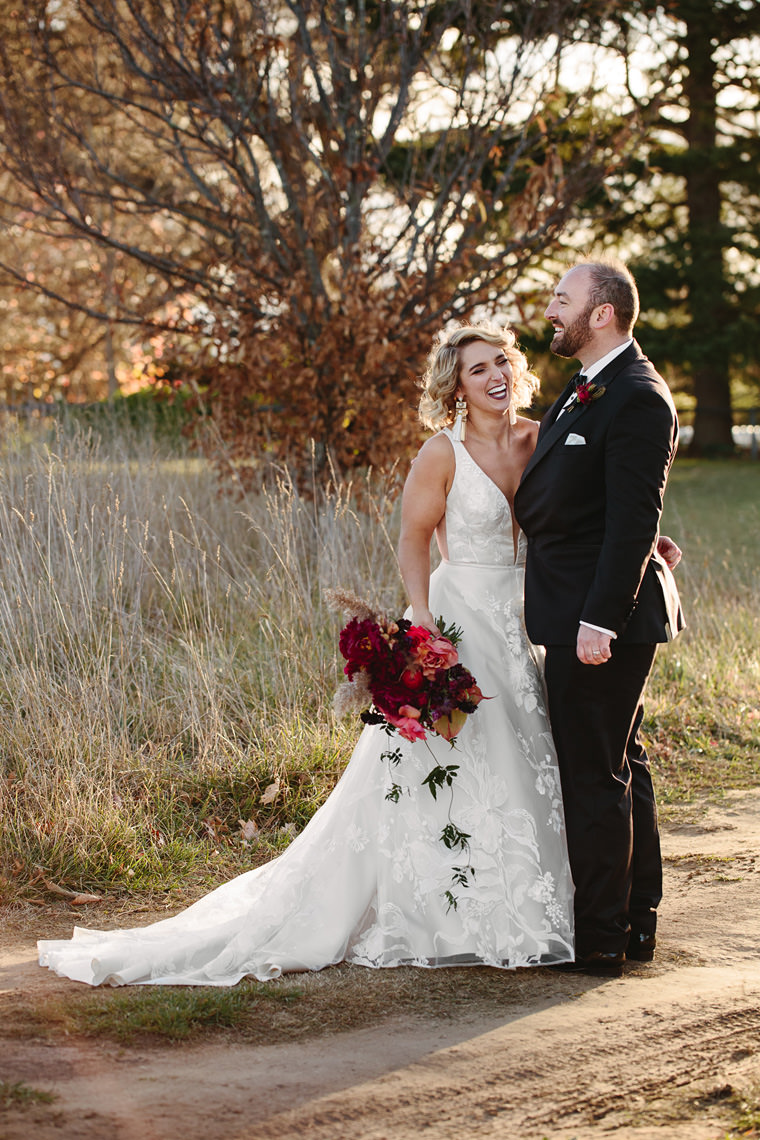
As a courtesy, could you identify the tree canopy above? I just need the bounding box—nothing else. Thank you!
[0,0,635,471]
[1,0,757,462]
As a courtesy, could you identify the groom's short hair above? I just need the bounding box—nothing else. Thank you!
[581,258,639,336]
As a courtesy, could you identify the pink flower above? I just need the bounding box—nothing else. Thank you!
[386,705,426,742]
[413,635,459,678]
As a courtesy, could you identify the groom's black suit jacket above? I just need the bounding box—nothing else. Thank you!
[514,341,684,647]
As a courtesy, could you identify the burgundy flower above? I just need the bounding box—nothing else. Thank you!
[339,617,387,678]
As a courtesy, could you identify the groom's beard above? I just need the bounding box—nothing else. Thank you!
[550,303,596,358]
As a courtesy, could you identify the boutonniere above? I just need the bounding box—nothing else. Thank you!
[566,379,606,413]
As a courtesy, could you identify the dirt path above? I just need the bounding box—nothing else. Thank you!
[3,790,760,1140]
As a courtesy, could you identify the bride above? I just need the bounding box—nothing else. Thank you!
[38,322,576,986]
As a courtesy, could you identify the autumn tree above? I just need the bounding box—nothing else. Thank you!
[0,0,636,472]
[0,5,191,404]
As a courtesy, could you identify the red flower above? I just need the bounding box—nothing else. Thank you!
[400,665,426,690]
[406,625,433,648]
[568,379,606,411]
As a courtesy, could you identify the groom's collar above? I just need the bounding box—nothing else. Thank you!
[579,338,633,382]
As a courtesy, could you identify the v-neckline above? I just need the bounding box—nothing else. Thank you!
[455,438,521,565]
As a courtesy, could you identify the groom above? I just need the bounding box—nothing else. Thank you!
[514,258,683,976]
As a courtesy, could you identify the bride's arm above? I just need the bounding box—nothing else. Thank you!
[397,435,453,634]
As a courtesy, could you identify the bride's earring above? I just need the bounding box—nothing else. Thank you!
[508,390,517,427]
[453,396,468,441]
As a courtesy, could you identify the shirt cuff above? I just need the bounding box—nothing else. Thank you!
[580,620,617,639]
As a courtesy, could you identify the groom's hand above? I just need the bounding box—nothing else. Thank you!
[657,534,682,570]
[576,626,612,666]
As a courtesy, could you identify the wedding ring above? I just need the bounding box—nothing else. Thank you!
[592,650,601,655]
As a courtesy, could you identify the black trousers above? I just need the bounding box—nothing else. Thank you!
[544,643,661,956]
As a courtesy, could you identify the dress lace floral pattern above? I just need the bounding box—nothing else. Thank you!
[38,429,574,986]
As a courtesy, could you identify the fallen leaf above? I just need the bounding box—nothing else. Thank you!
[259,779,280,805]
[40,876,101,904]
[238,818,259,843]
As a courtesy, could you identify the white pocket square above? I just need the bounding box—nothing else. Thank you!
[565,433,586,446]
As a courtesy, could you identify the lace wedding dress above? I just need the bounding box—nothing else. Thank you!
[38,430,574,986]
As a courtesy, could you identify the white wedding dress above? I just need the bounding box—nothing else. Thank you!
[38,430,574,986]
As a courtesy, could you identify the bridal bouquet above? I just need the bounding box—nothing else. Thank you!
[327,589,485,910]
[327,590,484,743]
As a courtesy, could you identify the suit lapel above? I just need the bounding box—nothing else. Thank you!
[522,397,591,481]
[522,342,644,484]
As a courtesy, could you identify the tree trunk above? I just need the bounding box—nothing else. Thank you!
[682,3,734,453]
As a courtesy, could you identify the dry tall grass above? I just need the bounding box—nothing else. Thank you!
[0,422,757,896]
[0,421,406,892]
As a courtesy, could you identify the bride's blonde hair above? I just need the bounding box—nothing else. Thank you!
[418,321,540,431]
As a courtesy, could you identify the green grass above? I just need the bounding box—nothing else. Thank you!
[0,1079,56,1108]
[725,1092,760,1138]
[52,981,304,1044]
[6,957,573,1047]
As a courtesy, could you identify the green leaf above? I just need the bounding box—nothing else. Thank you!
[441,823,471,852]
[422,764,460,800]
[435,616,464,646]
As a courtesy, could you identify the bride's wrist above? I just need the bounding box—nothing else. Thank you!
[410,607,437,632]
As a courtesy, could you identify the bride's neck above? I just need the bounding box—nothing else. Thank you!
[464,415,513,447]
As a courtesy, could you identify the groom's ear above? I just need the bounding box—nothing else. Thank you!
[592,303,615,330]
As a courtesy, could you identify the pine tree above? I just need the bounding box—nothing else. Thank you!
[592,0,760,453]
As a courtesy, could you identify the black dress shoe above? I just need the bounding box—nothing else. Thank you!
[626,931,656,962]
[551,950,624,977]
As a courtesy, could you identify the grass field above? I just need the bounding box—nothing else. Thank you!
[0,422,758,903]
[649,459,760,807]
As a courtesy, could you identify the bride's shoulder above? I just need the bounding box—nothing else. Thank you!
[418,429,455,458]
[515,415,540,440]
[406,430,456,484]
[514,416,540,455]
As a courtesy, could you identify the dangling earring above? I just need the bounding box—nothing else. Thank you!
[453,396,468,441]
[508,392,517,427]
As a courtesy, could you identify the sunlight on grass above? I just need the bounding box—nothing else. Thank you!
[0,421,757,894]
[34,959,550,1046]
[651,459,760,817]
[52,981,303,1043]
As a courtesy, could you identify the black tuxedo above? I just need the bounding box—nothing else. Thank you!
[516,342,683,646]
[514,341,684,956]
